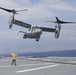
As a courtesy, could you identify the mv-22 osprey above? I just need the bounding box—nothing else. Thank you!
[0,7,76,41]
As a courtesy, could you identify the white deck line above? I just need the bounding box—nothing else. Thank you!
[16,64,60,73]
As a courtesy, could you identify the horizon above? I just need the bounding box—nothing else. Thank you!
[0,0,76,54]
[0,49,76,57]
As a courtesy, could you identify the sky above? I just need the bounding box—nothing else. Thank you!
[0,0,76,54]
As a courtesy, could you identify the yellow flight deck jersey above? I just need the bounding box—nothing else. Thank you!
[11,53,18,60]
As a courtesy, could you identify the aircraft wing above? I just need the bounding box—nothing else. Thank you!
[39,27,56,32]
[13,19,56,32]
[13,19,31,28]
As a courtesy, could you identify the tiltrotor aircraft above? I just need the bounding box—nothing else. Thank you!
[0,7,76,41]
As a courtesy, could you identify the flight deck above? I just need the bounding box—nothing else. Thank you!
[0,57,76,75]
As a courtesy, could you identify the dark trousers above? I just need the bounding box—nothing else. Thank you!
[11,59,16,66]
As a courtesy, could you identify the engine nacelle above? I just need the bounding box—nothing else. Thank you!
[9,14,14,29]
[55,30,59,38]
[55,25,61,38]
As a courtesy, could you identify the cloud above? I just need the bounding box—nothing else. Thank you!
[0,0,76,53]
[0,0,76,20]
[0,0,18,8]
[41,0,76,12]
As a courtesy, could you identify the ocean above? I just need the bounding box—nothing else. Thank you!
[0,49,76,57]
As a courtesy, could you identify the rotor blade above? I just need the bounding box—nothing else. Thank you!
[46,18,76,24]
[0,7,12,12]
[0,7,28,14]
[45,21,56,23]
[59,21,76,24]
[16,9,28,12]
[0,7,17,14]
[55,17,76,24]
[55,17,59,21]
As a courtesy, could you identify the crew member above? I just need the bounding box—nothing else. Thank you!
[11,53,18,66]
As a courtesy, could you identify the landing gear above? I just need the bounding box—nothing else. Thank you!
[23,36,26,39]
[36,33,40,41]
[23,34,26,39]
[36,38,39,41]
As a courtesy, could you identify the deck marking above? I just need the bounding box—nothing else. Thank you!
[16,64,60,73]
